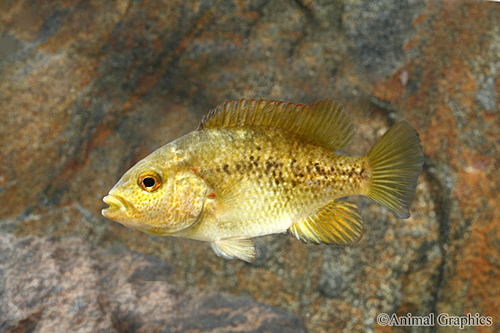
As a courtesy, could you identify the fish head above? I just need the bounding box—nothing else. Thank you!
[102,147,207,236]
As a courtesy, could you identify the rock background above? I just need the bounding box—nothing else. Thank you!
[1,0,499,332]
[0,234,305,332]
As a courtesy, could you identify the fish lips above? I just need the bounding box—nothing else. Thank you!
[102,194,134,220]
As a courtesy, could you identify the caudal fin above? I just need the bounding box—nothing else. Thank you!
[365,121,424,218]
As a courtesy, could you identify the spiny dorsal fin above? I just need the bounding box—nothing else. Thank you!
[198,99,354,152]
[288,200,364,245]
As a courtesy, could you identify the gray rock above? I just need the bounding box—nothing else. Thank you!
[0,234,306,332]
[342,0,426,78]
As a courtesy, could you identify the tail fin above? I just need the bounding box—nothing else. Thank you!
[365,121,424,218]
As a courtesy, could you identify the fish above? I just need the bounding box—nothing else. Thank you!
[102,99,424,263]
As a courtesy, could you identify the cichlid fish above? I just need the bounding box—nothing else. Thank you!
[102,99,423,262]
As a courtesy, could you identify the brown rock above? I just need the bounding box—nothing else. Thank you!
[1,0,499,331]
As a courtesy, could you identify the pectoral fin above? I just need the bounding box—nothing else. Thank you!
[211,237,256,263]
[288,200,364,245]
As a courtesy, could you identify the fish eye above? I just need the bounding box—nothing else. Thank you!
[138,172,162,192]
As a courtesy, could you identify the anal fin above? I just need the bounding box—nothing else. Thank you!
[289,200,364,245]
[211,237,256,263]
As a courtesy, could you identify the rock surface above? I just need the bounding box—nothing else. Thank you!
[0,234,306,332]
[1,0,499,332]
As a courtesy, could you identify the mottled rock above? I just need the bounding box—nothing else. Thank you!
[1,0,499,332]
[343,0,426,78]
[0,234,306,332]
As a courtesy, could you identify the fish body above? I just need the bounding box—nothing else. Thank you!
[171,128,367,240]
[102,99,423,262]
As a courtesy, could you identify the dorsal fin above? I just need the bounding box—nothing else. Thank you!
[198,99,354,152]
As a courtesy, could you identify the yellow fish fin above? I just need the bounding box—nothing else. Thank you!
[213,177,263,222]
[211,237,256,263]
[288,200,364,245]
[365,121,424,219]
[198,99,354,152]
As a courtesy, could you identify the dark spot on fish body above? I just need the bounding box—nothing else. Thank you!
[223,164,231,174]
[236,164,241,171]
[256,146,261,151]
[314,164,323,174]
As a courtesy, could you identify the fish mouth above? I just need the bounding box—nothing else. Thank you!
[102,195,133,219]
